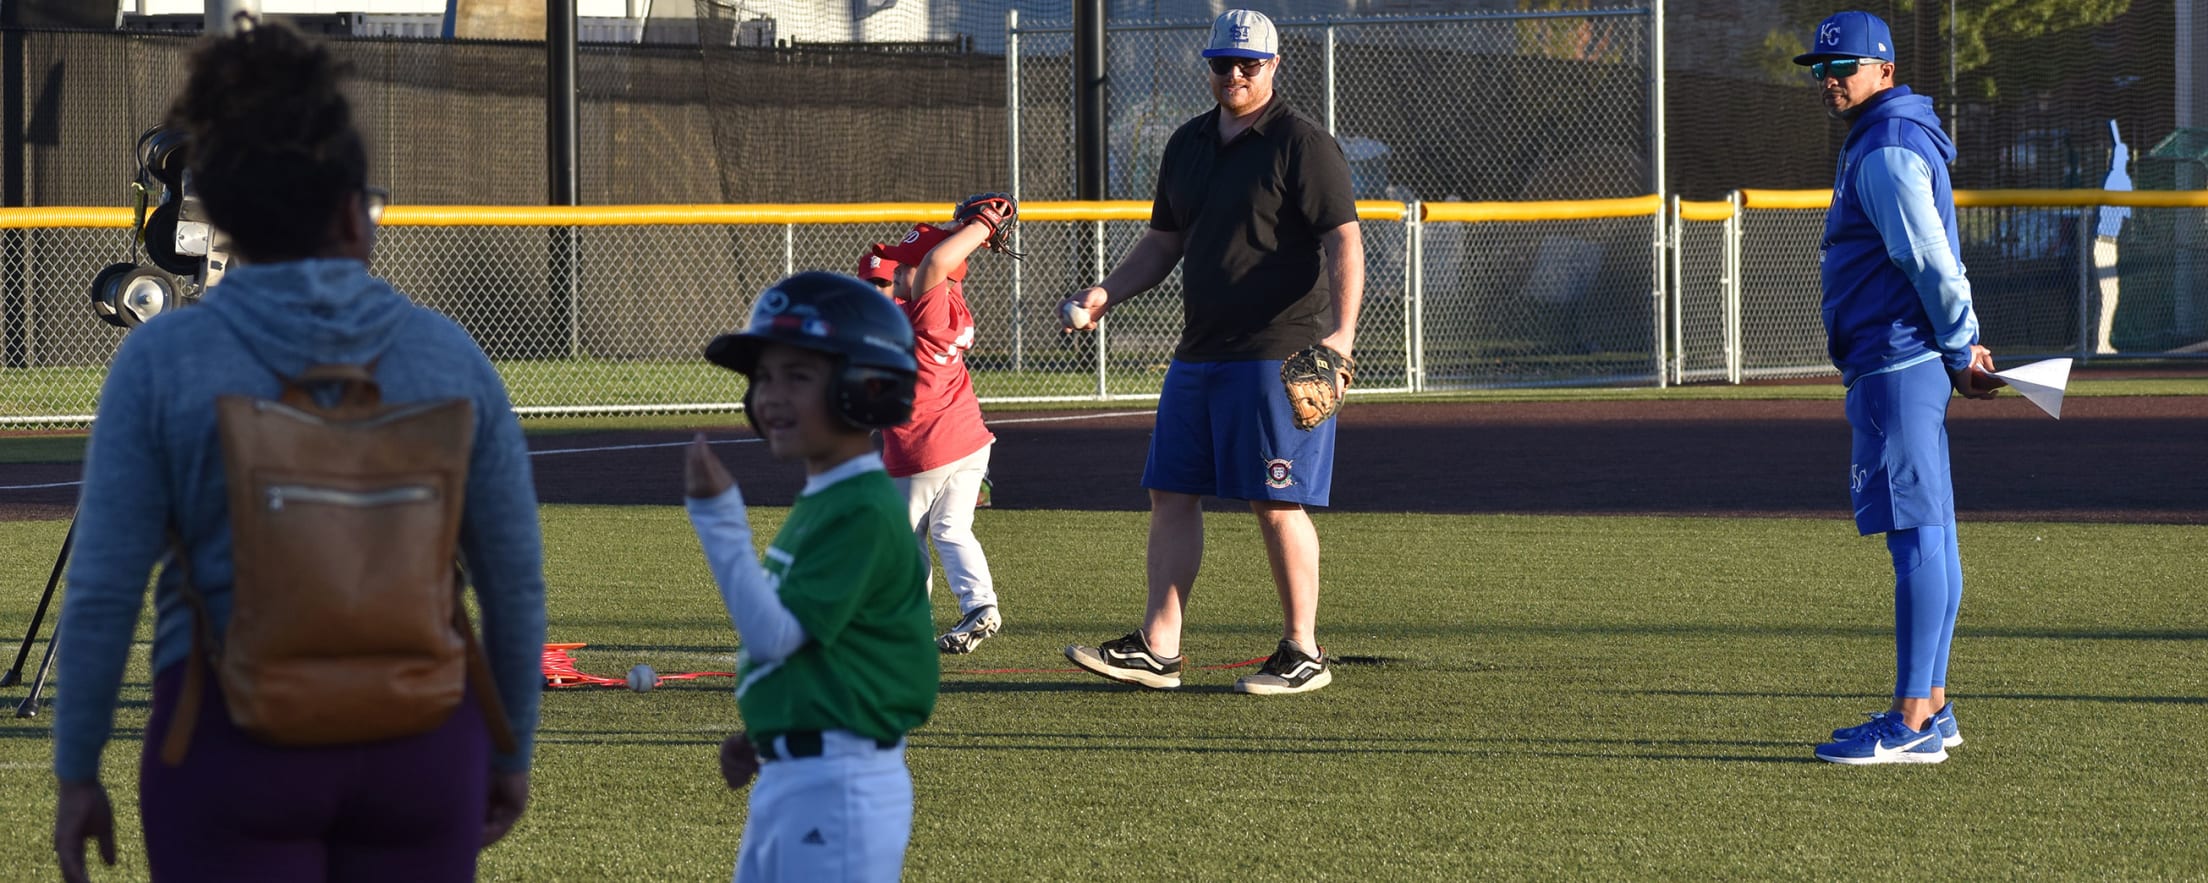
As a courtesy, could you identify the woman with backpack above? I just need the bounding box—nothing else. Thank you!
[52,20,547,881]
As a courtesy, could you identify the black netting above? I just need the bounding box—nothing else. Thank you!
[3,20,1028,209]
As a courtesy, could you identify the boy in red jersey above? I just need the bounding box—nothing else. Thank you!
[865,202,1009,653]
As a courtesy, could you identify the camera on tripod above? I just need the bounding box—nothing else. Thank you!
[88,126,233,328]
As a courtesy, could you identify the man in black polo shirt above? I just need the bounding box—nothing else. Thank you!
[1061,8,1364,696]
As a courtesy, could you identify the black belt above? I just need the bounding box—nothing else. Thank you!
[752,730,899,761]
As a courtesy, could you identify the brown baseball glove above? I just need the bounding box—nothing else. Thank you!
[1281,344,1354,431]
[952,192,1024,259]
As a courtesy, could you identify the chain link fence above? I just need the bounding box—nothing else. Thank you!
[1681,196,2208,381]
[1670,198,1734,384]
[1731,203,1829,379]
[10,192,2208,426]
[1010,8,1653,203]
[1417,207,1662,388]
[0,205,1417,426]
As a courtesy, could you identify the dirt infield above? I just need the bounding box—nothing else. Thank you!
[9,396,2199,524]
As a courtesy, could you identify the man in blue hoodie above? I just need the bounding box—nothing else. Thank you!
[1795,11,2002,766]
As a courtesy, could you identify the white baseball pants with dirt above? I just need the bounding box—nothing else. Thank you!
[894,442,997,614]
[733,734,912,883]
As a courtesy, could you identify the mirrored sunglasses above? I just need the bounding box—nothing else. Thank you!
[1809,58,1886,80]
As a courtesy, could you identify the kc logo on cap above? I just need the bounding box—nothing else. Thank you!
[1794,10,1896,65]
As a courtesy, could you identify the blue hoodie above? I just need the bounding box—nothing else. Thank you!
[1820,85,1982,386]
[54,258,546,782]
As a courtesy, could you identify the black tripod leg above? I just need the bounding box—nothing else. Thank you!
[15,631,57,718]
[3,518,73,688]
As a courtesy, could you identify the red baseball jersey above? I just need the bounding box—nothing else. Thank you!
[880,226,991,477]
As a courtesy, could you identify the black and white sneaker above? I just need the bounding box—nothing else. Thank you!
[937,605,1002,654]
[1064,631,1183,689]
[1232,640,1332,695]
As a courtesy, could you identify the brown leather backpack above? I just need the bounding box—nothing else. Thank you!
[161,363,513,764]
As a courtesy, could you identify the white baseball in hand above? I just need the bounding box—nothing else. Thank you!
[626,664,657,692]
[1059,299,1094,331]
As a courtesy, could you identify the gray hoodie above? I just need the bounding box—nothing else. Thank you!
[54,257,545,781]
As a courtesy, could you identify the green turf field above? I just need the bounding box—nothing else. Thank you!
[2,508,2202,879]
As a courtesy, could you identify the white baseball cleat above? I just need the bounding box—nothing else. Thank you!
[936,605,1002,654]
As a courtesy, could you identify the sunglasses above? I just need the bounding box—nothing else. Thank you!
[363,186,390,224]
[1207,56,1269,77]
[1809,57,1887,81]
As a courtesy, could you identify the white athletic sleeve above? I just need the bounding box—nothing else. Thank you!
[1854,146,1981,361]
[685,485,808,664]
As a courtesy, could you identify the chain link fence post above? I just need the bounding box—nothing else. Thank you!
[1667,195,1682,384]
[2077,205,2094,363]
[1091,218,1107,399]
[1406,200,1423,392]
[1323,23,1336,137]
[1006,8,1024,374]
[1725,190,1743,384]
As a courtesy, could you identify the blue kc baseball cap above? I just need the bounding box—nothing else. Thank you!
[1203,9,1278,59]
[1793,11,1895,65]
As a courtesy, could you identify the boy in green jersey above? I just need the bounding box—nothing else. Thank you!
[685,271,938,881]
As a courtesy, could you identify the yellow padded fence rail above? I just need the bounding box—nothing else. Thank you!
[1677,200,1735,222]
[1421,195,1661,223]
[8,192,2206,229]
[0,201,1409,228]
[1739,189,2208,210]
[0,207,134,228]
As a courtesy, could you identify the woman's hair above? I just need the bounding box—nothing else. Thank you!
[166,21,368,262]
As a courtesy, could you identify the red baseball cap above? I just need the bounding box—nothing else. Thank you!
[855,244,898,284]
[878,224,966,282]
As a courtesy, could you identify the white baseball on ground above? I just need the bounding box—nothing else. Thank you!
[626,663,657,692]
[1059,299,1092,331]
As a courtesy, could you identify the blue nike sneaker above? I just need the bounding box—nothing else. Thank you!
[1931,702,1962,747]
[1815,714,1948,765]
[1831,702,1962,748]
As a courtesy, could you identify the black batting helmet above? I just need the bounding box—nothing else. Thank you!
[705,271,918,430]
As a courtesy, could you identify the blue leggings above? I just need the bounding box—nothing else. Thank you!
[1887,518,1963,699]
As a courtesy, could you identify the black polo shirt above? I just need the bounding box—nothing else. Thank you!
[1150,97,1358,362]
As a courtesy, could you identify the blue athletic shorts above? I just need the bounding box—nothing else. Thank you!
[1142,359,1336,506]
[1845,358,1955,535]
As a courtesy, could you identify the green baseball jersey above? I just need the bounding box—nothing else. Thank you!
[738,469,936,742]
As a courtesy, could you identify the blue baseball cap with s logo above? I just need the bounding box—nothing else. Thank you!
[1794,11,1895,65]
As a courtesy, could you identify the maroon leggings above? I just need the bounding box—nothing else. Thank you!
[137,665,490,882]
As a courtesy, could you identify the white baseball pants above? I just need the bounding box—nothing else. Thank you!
[894,443,997,613]
[733,736,912,883]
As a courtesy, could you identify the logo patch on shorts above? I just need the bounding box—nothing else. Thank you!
[1850,463,1869,494]
[1263,458,1295,489]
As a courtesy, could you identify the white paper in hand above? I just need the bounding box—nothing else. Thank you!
[1992,358,2073,419]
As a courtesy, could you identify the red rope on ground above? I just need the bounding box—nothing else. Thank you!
[541,644,734,689]
[547,643,1266,684]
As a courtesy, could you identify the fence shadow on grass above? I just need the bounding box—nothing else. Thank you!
[912,730,1817,764]
[937,680,1236,695]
